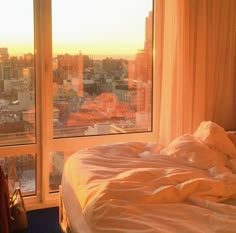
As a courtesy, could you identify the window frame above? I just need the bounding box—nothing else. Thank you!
[0,0,159,210]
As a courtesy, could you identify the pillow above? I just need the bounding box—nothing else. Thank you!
[228,158,236,173]
[194,121,236,159]
[160,134,227,169]
[227,132,236,148]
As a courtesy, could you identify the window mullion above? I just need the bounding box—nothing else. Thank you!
[35,0,54,205]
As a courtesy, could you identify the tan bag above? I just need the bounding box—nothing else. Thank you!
[9,188,28,233]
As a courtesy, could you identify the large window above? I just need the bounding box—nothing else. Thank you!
[0,0,37,196]
[0,0,156,208]
[52,0,153,138]
[0,1,35,146]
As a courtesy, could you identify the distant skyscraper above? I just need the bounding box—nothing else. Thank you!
[0,48,9,61]
[0,48,11,80]
[135,11,153,113]
[145,11,153,51]
[128,60,135,89]
[77,53,84,97]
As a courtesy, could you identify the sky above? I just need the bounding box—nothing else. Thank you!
[0,1,34,55]
[0,0,153,58]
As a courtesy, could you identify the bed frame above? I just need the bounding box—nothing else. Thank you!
[59,186,72,233]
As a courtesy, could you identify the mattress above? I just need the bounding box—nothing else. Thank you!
[61,121,236,233]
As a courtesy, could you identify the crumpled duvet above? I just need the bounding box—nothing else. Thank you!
[62,121,236,233]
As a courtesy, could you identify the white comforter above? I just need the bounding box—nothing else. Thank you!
[62,121,236,233]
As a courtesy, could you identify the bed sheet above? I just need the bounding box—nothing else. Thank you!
[62,122,236,233]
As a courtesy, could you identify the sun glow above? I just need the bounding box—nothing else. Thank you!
[52,0,152,57]
[0,0,153,58]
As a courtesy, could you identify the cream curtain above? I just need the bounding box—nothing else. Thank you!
[156,0,236,146]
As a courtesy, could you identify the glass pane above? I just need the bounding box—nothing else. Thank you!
[0,154,36,195]
[52,0,153,138]
[0,1,35,146]
[49,151,64,192]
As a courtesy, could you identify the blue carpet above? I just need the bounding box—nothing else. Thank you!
[27,207,61,233]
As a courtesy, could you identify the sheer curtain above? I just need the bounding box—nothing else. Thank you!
[156,0,236,146]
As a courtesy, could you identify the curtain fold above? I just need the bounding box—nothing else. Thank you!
[157,0,236,146]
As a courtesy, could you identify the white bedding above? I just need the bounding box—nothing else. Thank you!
[62,121,236,233]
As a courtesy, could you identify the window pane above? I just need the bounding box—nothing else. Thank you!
[0,1,35,146]
[52,0,153,138]
[0,154,36,195]
[49,151,64,192]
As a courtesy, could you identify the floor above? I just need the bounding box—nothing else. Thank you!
[27,207,61,233]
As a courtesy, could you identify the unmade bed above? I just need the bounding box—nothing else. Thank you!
[60,121,236,233]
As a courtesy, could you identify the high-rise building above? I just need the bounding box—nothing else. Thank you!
[0,48,9,61]
[78,53,84,97]
[145,11,153,51]
[135,11,153,113]
[0,48,11,80]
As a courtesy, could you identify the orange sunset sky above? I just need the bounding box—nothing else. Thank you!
[0,0,153,59]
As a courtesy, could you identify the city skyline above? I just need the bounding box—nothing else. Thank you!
[0,0,153,58]
[0,1,153,143]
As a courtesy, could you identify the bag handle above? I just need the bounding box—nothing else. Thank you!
[9,188,26,210]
